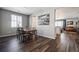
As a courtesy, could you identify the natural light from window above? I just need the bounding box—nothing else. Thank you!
[11,15,22,28]
[55,21,63,27]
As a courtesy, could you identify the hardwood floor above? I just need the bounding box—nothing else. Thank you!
[0,31,79,52]
[0,36,55,52]
[56,31,79,52]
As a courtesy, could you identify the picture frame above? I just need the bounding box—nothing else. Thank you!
[38,14,50,25]
[67,21,73,25]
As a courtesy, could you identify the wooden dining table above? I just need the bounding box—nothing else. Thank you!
[24,27,37,41]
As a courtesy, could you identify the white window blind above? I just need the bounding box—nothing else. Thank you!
[11,15,22,28]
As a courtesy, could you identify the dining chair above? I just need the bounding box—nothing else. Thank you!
[29,30,37,41]
[21,30,31,42]
[16,28,23,42]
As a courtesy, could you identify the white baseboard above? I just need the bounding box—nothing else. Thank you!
[37,34,55,40]
[0,34,16,38]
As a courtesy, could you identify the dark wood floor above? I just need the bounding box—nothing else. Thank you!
[55,31,79,52]
[0,31,79,52]
[0,36,55,52]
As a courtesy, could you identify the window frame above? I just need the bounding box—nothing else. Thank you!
[11,14,22,28]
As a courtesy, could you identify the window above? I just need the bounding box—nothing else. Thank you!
[55,21,63,27]
[11,15,22,28]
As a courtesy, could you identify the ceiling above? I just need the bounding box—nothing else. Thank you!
[1,7,56,15]
[2,7,79,18]
[56,7,79,19]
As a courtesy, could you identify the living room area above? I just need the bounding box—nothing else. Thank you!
[55,7,79,52]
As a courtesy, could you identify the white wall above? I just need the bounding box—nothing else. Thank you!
[30,8,56,39]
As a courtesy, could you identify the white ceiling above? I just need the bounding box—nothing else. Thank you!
[1,7,55,15]
[2,7,79,18]
[56,7,79,19]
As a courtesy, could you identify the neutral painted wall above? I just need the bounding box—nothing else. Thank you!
[0,9,29,36]
[30,8,56,39]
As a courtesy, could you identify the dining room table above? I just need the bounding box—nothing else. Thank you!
[23,27,37,41]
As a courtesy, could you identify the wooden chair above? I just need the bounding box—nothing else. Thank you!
[21,30,30,42]
[29,30,37,41]
[16,28,23,42]
[16,28,30,42]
